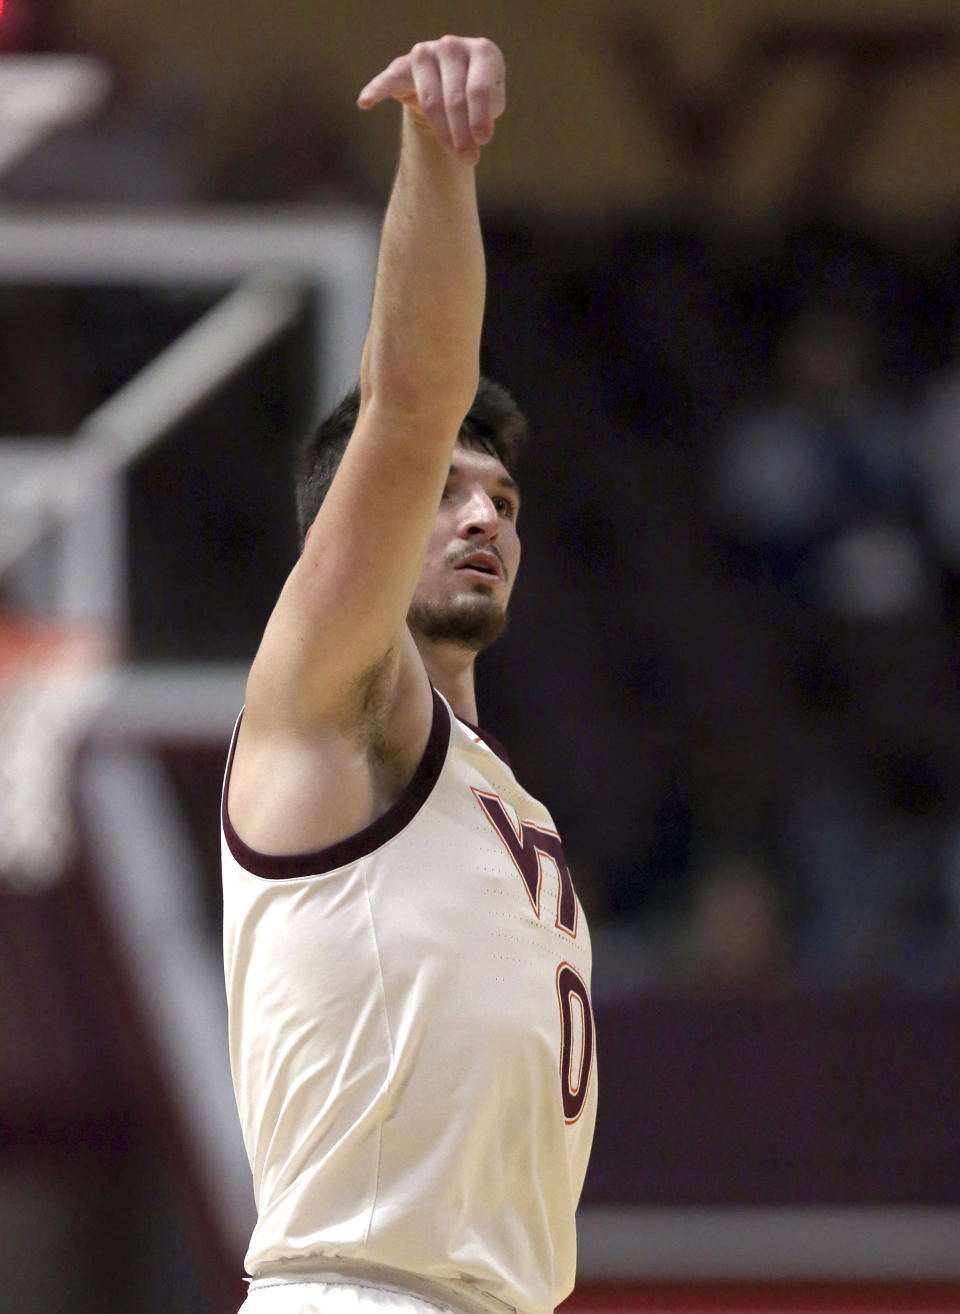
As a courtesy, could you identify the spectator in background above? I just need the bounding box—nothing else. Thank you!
[674,853,789,990]
[710,307,926,620]
[784,746,955,989]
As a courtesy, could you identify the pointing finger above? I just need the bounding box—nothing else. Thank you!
[357,55,415,109]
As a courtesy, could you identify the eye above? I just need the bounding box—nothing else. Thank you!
[493,495,517,519]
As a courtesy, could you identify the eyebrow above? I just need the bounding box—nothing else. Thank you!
[447,460,522,502]
[495,473,522,500]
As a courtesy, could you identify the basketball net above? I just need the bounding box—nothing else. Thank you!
[0,614,116,892]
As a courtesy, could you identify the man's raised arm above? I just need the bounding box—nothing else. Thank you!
[357,37,502,418]
[245,37,506,727]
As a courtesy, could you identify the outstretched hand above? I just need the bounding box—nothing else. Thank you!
[358,36,506,166]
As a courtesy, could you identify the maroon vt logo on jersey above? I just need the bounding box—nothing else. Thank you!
[471,789,579,937]
[471,788,594,1123]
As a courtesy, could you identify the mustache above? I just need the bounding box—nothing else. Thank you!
[448,544,508,582]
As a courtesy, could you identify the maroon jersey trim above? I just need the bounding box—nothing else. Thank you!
[222,687,451,880]
[458,717,511,768]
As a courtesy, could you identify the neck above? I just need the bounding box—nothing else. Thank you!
[418,640,479,723]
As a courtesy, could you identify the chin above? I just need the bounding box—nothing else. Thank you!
[408,593,509,652]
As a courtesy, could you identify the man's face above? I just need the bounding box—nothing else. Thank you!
[408,444,521,652]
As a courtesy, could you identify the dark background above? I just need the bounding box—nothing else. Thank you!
[3,1,960,1311]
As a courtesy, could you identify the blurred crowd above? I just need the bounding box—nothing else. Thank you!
[3,12,960,1001]
[5,19,960,1314]
[479,222,960,999]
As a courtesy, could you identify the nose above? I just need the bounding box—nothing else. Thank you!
[458,487,499,539]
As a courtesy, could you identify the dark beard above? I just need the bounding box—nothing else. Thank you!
[408,592,508,652]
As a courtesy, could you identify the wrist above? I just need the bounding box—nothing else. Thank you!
[401,103,480,169]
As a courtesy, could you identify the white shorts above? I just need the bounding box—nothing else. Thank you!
[239,1278,465,1314]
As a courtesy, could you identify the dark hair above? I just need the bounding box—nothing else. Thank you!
[293,376,528,548]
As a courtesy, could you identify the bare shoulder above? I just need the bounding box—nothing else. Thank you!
[226,633,435,861]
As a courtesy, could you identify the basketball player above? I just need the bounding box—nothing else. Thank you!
[221,36,597,1314]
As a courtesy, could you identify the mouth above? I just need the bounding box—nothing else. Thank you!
[454,551,503,581]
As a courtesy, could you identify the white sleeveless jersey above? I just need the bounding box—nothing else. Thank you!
[222,689,597,1314]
